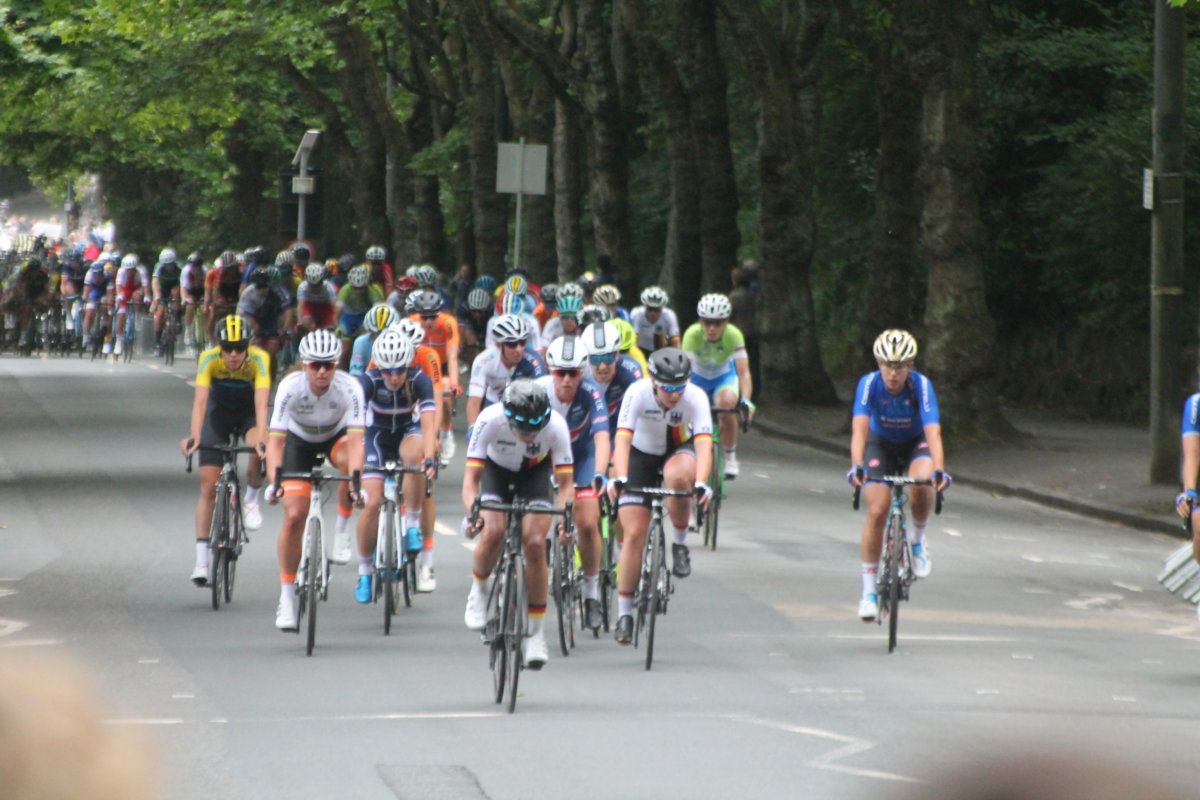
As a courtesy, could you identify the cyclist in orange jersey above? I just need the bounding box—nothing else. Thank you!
[410,290,461,460]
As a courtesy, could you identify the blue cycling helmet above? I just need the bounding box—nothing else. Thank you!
[474,274,498,293]
[557,294,583,315]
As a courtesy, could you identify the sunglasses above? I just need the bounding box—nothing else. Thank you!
[589,353,617,366]
[501,341,526,349]
[656,382,688,394]
[505,409,547,427]
[700,318,725,328]
[380,367,407,376]
[220,343,247,354]
[880,361,912,372]
[306,360,337,372]
[552,368,580,378]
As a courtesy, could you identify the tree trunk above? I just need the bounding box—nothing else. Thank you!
[223,127,274,246]
[554,96,585,281]
[407,96,449,271]
[521,78,558,283]
[907,0,1010,437]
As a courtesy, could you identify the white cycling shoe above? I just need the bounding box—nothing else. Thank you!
[523,629,548,670]
[242,499,262,531]
[911,543,931,578]
[464,589,487,631]
[440,430,456,460]
[724,452,740,479]
[858,594,878,622]
[330,528,353,565]
[190,563,209,586]
[417,565,437,593]
[275,594,299,631]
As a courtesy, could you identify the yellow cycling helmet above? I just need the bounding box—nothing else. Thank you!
[613,318,637,352]
[216,315,249,346]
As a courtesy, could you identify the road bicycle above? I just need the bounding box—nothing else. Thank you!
[278,461,360,656]
[161,295,182,365]
[596,492,618,634]
[186,436,259,610]
[89,303,111,360]
[470,495,572,714]
[853,476,944,653]
[551,515,584,656]
[373,461,430,635]
[702,404,750,551]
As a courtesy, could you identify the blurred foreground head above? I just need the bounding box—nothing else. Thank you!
[0,657,157,800]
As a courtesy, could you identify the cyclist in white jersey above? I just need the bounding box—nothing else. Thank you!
[467,314,548,424]
[607,348,712,645]
[461,380,574,670]
[629,286,680,351]
[485,291,542,351]
[264,330,366,631]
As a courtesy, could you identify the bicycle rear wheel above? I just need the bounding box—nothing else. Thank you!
[305,519,321,656]
[223,484,243,604]
[381,504,396,635]
[645,520,665,671]
[883,518,901,654]
[506,556,525,714]
[489,564,507,704]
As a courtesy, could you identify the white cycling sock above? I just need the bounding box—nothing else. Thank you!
[527,614,544,637]
[403,510,420,531]
[725,447,735,457]
[358,556,373,577]
[335,515,349,535]
[861,563,879,597]
[419,549,434,569]
[244,485,259,504]
[618,593,634,617]
[280,583,296,601]
[672,523,689,546]
[471,576,488,595]
[912,523,927,547]
[583,575,599,600]
[195,540,209,566]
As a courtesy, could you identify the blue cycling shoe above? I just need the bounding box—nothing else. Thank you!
[355,574,373,604]
[405,527,423,554]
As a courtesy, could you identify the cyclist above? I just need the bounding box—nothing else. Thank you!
[179,316,270,585]
[630,286,680,352]
[613,318,649,374]
[151,248,183,356]
[607,348,712,644]
[60,249,87,342]
[264,329,366,631]
[296,262,338,337]
[485,291,542,351]
[205,250,243,344]
[335,265,385,367]
[353,329,438,604]
[462,380,574,671]
[236,266,292,375]
[112,254,147,358]
[681,293,753,478]
[539,283,584,350]
[467,314,548,429]
[180,252,206,349]
[583,321,644,435]
[364,245,394,295]
[457,287,493,365]
[4,257,51,351]
[413,264,451,310]
[81,256,111,352]
[592,284,629,322]
[290,243,314,289]
[410,289,461,459]
[348,303,399,376]
[847,329,950,623]
[535,336,610,632]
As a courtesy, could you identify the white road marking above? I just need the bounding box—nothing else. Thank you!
[1112,582,1143,593]
[1112,696,1137,703]
[753,472,770,479]
[211,718,228,724]
[0,619,29,639]
[788,688,865,696]
[1022,554,1044,563]
[0,588,16,599]
[0,638,62,648]
[975,689,999,696]
[828,633,1017,643]
[461,540,477,552]
[434,521,459,538]
[1011,653,1034,660]
[1023,587,1053,595]
[943,528,962,537]
[103,718,184,726]
[731,716,918,783]
[137,658,160,665]
[172,693,195,700]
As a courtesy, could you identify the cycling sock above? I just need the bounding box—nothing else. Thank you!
[195,540,209,566]
[335,509,351,534]
[404,510,420,531]
[724,447,735,457]
[471,573,488,595]
[279,582,296,600]
[912,523,927,547]
[420,547,434,569]
[527,605,546,636]
[618,592,634,617]
[861,563,878,597]
[583,575,599,600]
[244,485,259,504]
[358,556,373,577]
[672,522,689,545]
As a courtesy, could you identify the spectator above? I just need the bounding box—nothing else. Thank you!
[729,260,760,396]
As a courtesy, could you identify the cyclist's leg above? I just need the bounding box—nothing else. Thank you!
[398,432,427,549]
[663,444,697,576]
[906,439,935,523]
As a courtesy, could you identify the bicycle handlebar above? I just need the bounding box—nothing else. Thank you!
[851,475,945,515]
[184,443,259,473]
[375,460,434,498]
[711,405,751,433]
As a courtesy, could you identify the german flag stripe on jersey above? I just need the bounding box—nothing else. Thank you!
[466,457,486,470]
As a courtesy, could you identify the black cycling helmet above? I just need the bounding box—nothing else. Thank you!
[540,283,559,306]
[216,315,250,346]
[251,267,270,288]
[412,290,442,316]
[502,379,552,435]
[648,347,692,384]
[186,251,202,265]
[291,243,311,261]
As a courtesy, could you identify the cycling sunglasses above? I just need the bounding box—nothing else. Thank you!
[700,318,725,328]
[588,353,617,366]
[305,360,337,372]
[379,366,407,376]
[501,340,526,350]
[504,409,547,427]
[656,382,688,394]
[220,343,248,354]
[552,368,580,378]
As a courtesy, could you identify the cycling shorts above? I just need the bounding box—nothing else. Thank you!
[864,434,930,481]
[690,365,738,400]
[480,457,553,508]
[199,403,255,468]
[299,302,335,330]
[619,442,696,509]
[280,429,349,496]
[363,425,421,476]
[337,311,367,338]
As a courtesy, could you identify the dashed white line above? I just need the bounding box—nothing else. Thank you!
[1022,554,1044,563]
[1112,582,1143,593]
[943,528,963,537]
[0,638,62,648]
[1112,695,1137,703]
[976,689,1000,696]
[1011,653,1034,660]
[137,658,160,665]
[434,521,459,538]
[172,693,195,700]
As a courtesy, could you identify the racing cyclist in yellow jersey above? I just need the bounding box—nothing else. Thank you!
[179,316,270,586]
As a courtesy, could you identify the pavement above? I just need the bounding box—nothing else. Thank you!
[757,403,1184,536]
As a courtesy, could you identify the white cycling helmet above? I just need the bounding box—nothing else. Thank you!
[499,291,525,316]
[393,317,425,345]
[696,293,732,320]
[305,263,327,285]
[347,265,370,288]
[364,303,398,334]
[371,328,414,370]
[158,248,177,264]
[582,321,620,356]
[414,264,439,288]
[365,245,386,261]
[491,313,530,344]
[545,335,589,370]
[873,329,918,363]
[640,286,668,309]
[298,329,342,362]
[558,282,584,302]
[593,284,621,305]
[120,254,138,269]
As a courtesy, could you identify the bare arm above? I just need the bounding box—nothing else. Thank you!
[735,356,752,402]
[850,415,870,466]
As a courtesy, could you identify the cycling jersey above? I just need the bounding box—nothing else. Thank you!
[214,265,242,303]
[84,266,109,302]
[181,264,204,299]
[351,334,443,392]
[236,285,292,335]
[534,374,607,485]
[630,306,680,352]
[540,316,576,345]
[615,378,713,457]
[196,345,271,410]
[410,312,460,365]
[114,264,145,307]
[337,284,383,314]
[348,332,377,377]
[153,261,182,293]
[1184,394,1200,436]
[270,370,366,443]
[852,370,940,443]
[367,261,394,292]
[466,402,573,475]
[62,263,88,296]
[681,322,747,380]
[357,366,436,435]
[484,312,542,351]
[468,347,548,407]
[588,354,644,432]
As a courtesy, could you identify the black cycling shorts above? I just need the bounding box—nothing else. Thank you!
[480,457,553,508]
[620,441,696,508]
[864,434,930,481]
[199,402,255,467]
[281,429,348,477]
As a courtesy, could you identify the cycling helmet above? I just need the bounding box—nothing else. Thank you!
[364,303,397,334]
[235,251,247,265]
[545,335,589,370]
[582,321,620,356]
[403,294,418,314]
[274,250,293,267]
[291,243,311,261]
[347,264,370,288]
[158,248,177,264]
[499,291,526,316]
[393,317,425,345]
[503,275,527,297]
[120,254,138,269]
[265,266,283,286]
[245,245,265,264]
[219,249,238,270]
[405,264,420,278]
[491,314,530,344]
[474,274,498,293]
[298,328,343,362]
[186,251,202,265]
[250,267,270,288]
[304,263,328,285]
[873,329,918,363]
[696,293,732,320]
[502,379,551,434]
[579,304,611,326]
[540,283,559,306]
[371,328,414,370]
[216,314,250,346]
[594,284,621,305]
[365,245,386,262]
[414,264,439,288]
[648,347,692,384]
[557,294,583,316]
[412,290,443,315]
[613,318,637,352]
[578,271,599,291]
[640,286,668,309]
[467,288,491,311]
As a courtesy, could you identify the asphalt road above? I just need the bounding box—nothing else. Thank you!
[1,354,1199,799]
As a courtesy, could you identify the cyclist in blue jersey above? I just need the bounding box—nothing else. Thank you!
[583,321,644,435]
[348,303,400,376]
[847,330,951,623]
[1176,393,1200,623]
[536,335,611,632]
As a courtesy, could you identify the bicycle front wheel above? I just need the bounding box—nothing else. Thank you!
[645,520,665,671]
[552,538,570,657]
[381,504,396,635]
[306,518,321,656]
[506,556,525,714]
[208,481,229,610]
[599,516,614,634]
[884,517,902,654]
